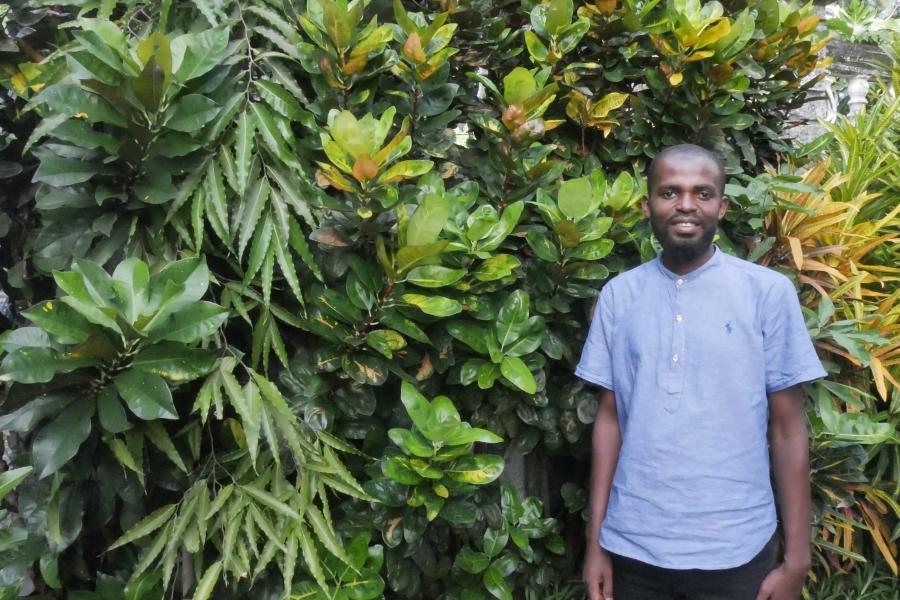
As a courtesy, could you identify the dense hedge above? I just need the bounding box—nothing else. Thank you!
[0,0,897,598]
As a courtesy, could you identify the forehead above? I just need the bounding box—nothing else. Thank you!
[653,153,720,187]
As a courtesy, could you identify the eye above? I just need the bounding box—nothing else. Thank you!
[662,190,676,198]
[698,190,711,199]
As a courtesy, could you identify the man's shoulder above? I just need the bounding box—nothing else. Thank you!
[603,259,658,292]
[718,251,792,291]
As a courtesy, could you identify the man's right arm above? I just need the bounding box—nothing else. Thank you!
[583,387,621,600]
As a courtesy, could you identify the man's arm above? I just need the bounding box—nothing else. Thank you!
[755,384,811,600]
[583,387,621,600]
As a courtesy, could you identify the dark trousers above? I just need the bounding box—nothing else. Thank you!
[609,535,779,600]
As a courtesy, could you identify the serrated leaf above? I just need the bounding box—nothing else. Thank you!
[238,179,271,259]
[108,504,177,551]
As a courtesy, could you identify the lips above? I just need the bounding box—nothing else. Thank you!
[669,219,701,234]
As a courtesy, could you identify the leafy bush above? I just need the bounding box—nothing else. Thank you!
[0,0,896,598]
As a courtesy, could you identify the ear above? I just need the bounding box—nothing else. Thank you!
[641,196,650,219]
[717,196,729,220]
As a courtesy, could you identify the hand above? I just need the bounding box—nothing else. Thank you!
[754,561,808,600]
[583,544,614,600]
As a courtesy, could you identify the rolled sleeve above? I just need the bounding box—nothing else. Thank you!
[763,278,827,393]
[576,286,615,390]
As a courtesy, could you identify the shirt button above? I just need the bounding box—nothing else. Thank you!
[676,314,683,323]
[676,279,685,287]
[672,354,679,363]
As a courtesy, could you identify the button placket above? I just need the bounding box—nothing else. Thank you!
[664,278,687,412]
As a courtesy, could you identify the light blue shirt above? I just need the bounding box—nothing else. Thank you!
[576,248,826,569]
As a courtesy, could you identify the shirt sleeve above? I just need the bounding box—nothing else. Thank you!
[575,285,615,390]
[762,277,827,393]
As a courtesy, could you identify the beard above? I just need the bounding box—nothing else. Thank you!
[650,218,718,266]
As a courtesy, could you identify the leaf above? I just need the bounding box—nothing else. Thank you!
[365,329,406,359]
[33,154,113,187]
[0,466,33,503]
[191,560,222,600]
[173,27,230,81]
[483,560,513,600]
[234,110,256,196]
[114,369,178,420]
[165,94,220,132]
[545,0,573,35]
[32,397,95,478]
[558,176,596,221]
[525,230,560,262]
[255,80,310,123]
[108,504,177,551]
[97,385,131,433]
[446,321,489,354]
[298,522,328,590]
[143,420,187,473]
[448,455,504,485]
[473,254,521,282]
[405,265,466,288]
[503,68,537,105]
[149,301,228,343]
[402,294,462,317]
[0,347,95,384]
[500,356,537,394]
[240,485,302,521]
[238,179,271,259]
[406,192,451,246]
[455,547,491,574]
[376,160,434,185]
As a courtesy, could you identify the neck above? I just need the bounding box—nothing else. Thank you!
[661,244,716,275]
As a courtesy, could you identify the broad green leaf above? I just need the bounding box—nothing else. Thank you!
[0,392,71,432]
[524,30,549,62]
[446,321,489,354]
[32,396,94,478]
[455,547,490,574]
[606,171,635,210]
[35,84,126,126]
[365,329,406,359]
[568,239,614,261]
[558,176,596,221]
[388,428,435,458]
[0,347,96,384]
[483,560,513,600]
[473,254,520,282]
[131,342,218,382]
[406,192,451,246]
[149,302,228,343]
[503,68,537,105]
[172,27,229,81]
[405,265,465,288]
[482,527,508,558]
[402,293,462,317]
[108,504,177,551]
[114,369,178,420]
[33,154,113,187]
[496,290,529,348]
[97,385,131,433]
[479,201,524,251]
[0,466,33,503]
[376,160,434,185]
[396,240,449,273]
[165,94,220,133]
[545,0,573,35]
[525,230,560,262]
[500,356,537,394]
[448,454,504,485]
[400,381,432,433]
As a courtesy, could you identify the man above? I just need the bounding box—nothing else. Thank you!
[577,144,826,600]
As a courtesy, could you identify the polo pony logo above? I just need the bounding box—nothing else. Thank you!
[725,321,733,334]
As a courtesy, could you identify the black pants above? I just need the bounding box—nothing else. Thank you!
[609,535,779,600]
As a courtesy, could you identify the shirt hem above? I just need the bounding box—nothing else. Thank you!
[600,523,778,570]
[574,367,613,390]
[767,370,827,394]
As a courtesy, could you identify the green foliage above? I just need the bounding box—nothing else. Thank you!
[0,0,895,598]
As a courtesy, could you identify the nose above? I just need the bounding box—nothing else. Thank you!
[675,193,697,212]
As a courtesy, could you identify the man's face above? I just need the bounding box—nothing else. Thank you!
[641,153,728,264]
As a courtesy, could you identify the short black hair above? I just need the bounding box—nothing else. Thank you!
[646,144,726,195]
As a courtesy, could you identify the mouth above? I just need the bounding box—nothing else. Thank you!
[670,220,701,234]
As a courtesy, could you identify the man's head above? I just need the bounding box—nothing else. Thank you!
[642,145,729,268]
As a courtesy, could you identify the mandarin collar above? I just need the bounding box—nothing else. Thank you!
[656,245,723,282]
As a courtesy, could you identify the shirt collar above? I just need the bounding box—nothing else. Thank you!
[656,245,723,282]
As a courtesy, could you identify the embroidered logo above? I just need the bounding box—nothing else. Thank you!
[725,321,732,334]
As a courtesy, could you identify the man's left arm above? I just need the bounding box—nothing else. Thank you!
[755,384,811,600]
